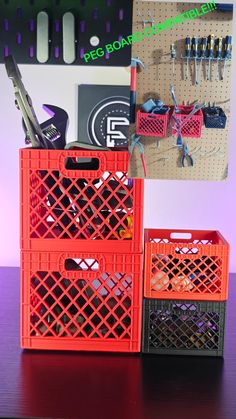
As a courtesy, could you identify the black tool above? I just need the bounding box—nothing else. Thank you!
[170,43,176,76]
[185,37,191,79]
[215,37,223,81]
[4,55,67,150]
[207,34,215,81]
[192,37,198,85]
[196,37,207,85]
[222,35,232,80]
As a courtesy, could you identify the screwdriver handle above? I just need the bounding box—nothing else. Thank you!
[192,37,198,58]
[216,37,223,58]
[208,34,215,58]
[170,43,176,59]
[185,36,191,58]
[224,35,232,59]
[200,37,207,58]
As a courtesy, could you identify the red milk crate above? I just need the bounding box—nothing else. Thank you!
[171,106,203,138]
[20,149,144,253]
[21,251,143,352]
[136,110,169,137]
[144,229,229,301]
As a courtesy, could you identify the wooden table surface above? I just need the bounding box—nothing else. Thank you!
[0,267,235,419]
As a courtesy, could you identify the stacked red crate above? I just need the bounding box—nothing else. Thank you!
[20,149,144,352]
[142,229,230,356]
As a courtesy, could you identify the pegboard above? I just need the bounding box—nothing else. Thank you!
[129,1,233,180]
[0,0,133,66]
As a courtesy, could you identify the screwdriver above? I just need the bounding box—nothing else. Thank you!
[170,43,176,75]
[215,37,223,81]
[222,35,232,80]
[192,36,198,85]
[196,37,207,85]
[207,34,215,81]
[185,36,191,79]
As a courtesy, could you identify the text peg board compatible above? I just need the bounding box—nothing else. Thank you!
[129,1,233,180]
[0,0,132,66]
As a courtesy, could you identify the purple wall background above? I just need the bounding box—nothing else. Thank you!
[0,3,235,270]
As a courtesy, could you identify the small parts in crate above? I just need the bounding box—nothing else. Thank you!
[150,254,221,294]
[136,99,170,138]
[203,105,227,129]
[148,303,220,351]
[181,35,232,84]
[30,268,132,339]
[32,172,134,240]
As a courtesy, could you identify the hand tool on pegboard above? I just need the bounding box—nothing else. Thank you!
[180,143,194,167]
[0,0,133,66]
[222,35,232,80]
[170,43,176,76]
[138,11,154,28]
[215,37,223,81]
[192,36,198,85]
[196,37,207,85]
[206,34,215,81]
[130,57,145,123]
[184,36,191,80]
[129,133,147,177]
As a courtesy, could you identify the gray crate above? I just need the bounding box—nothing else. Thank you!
[142,299,226,357]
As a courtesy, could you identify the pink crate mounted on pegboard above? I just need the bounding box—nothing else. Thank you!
[171,106,203,138]
[136,110,169,137]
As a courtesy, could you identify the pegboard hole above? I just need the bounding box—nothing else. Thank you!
[119,8,124,21]
[29,46,34,58]
[80,20,85,33]
[106,21,111,33]
[93,8,98,20]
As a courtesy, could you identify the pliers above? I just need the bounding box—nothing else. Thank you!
[129,133,147,177]
[181,143,194,167]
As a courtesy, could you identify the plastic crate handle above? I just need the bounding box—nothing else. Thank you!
[58,151,106,178]
[59,254,105,279]
[170,232,192,240]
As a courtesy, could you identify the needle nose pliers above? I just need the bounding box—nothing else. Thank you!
[181,143,194,167]
[129,133,147,177]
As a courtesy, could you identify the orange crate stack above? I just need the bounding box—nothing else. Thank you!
[142,229,229,356]
[20,149,144,352]
[144,229,229,301]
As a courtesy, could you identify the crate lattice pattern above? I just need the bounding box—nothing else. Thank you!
[30,168,134,241]
[148,303,220,351]
[30,259,133,340]
[171,107,203,138]
[151,254,222,295]
[136,111,168,137]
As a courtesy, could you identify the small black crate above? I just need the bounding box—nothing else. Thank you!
[142,299,226,357]
[203,107,227,129]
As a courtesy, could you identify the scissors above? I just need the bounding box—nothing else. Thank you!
[129,133,147,177]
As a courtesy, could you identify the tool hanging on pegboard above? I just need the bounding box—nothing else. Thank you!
[170,43,176,76]
[196,37,207,85]
[0,0,133,66]
[181,34,232,84]
[222,35,232,80]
